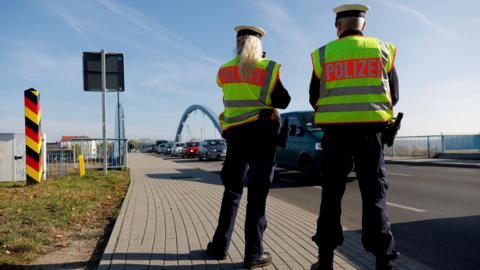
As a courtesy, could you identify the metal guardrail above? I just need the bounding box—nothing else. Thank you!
[37,134,480,178]
[46,139,128,178]
[385,134,480,158]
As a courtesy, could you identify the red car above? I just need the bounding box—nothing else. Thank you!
[182,141,200,158]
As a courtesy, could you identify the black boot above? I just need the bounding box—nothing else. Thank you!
[243,252,272,269]
[206,242,227,260]
[310,250,334,270]
[376,250,400,270]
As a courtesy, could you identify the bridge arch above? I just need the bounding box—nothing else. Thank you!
[175,104,221,142]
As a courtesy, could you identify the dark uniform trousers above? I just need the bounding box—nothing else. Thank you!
[312,129,395,256]
[211,120,277,261]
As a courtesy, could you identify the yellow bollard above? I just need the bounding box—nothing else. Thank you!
[79,154,85,176]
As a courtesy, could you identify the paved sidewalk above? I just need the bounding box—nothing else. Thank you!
[98,154,432,270]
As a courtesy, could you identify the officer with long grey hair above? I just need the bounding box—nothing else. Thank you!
[206,25,290,269]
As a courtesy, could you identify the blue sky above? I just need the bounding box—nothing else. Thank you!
[1,0,479,141]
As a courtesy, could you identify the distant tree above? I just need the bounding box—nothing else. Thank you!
[128,140,139,152]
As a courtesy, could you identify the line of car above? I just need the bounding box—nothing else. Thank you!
[153,139,227,160]
[146,111,351,181]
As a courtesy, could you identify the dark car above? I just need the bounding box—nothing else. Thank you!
[156,141,172,154]
[173,142,185,156]
[142,145,155,153]
[198,139,227,160]
[164,143,174,155]
[155,140,168,154]
[182,141,200,158]
[275,111,354,181]
[275,111,323,180]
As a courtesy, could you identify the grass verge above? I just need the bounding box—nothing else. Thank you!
[0,170,130,267]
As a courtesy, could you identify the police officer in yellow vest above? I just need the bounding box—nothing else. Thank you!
[207,25,290,269]
[309,4,399,270]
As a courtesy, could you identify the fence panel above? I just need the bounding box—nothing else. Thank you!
[46,139,128,179]
[442,135,480,151]
[46,150,75,178]
[385,134,480,158]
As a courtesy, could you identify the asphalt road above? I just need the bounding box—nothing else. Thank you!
[162,155,480,270]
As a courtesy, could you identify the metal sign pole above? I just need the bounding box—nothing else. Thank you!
[83,50,125,173]
[120,104,127,167]
[117,90,121,166]
[101,50,108,174]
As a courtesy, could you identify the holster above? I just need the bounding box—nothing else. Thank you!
[259,109,288,148]
[382,112,403,147]
[259,108,279,122]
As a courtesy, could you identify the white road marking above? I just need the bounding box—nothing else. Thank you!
[386,202,427,213]
[446,168,480,174]
[388,172,411,177]
[278,178,294,183]
[313,187,426,212]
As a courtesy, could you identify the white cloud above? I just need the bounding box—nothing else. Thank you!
[43,1,96,49]
[43,0,221,96]
[26,0,224,140]
[377,0,456,36]
[252,0,314,63]
[249,0,317,112]
[4,48,82,95]
[96,0,221,65]
[136,60,216,95]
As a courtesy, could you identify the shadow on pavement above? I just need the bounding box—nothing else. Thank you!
[172,158,224,163]
[338,215,480,270]
[168,158,200,163]
[158,154,357,189]
[272,170,356,189]
[146,168,223,186]
[146,167,327,189]
[392,215,480,270]
[146,158,358,190]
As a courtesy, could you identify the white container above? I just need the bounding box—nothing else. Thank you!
[0,133,26,182]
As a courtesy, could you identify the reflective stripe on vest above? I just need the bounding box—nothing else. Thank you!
[218,57,279,130]
[311,36,396,124]
[316,102,391,112]
[220,110,260,123]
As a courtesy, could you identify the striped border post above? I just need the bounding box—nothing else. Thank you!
[24,88,42,185]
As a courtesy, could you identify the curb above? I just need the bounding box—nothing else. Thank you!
[385,160,480,169]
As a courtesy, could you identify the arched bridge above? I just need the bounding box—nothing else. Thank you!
[175,104,221,142]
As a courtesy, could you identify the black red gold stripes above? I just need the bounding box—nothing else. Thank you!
[24,88,42,185]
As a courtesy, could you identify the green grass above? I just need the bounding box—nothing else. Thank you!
[0,170,130,266]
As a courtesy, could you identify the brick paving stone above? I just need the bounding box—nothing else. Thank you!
[98,154,434,270]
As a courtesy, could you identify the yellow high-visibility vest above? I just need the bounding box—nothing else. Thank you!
[311,35,396,124]
[217,56,280,130]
